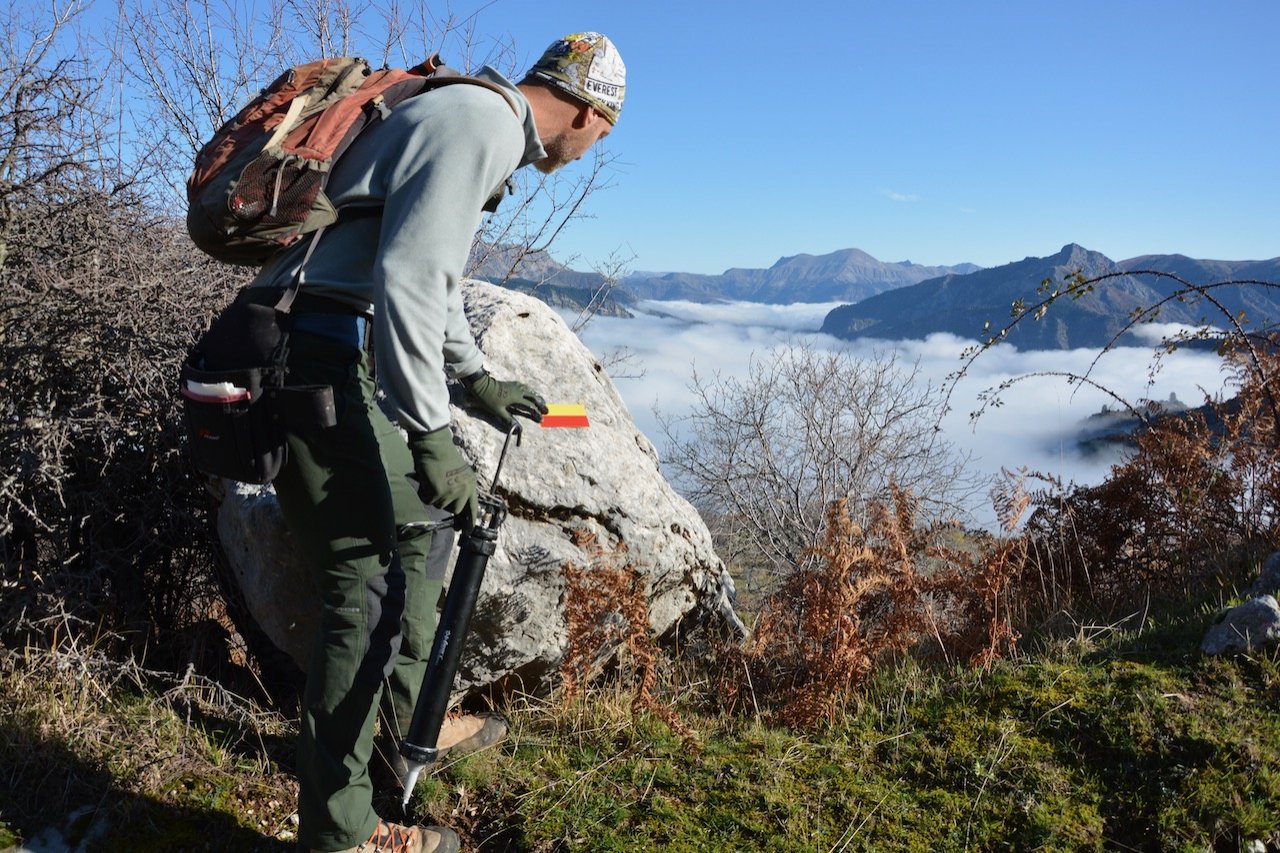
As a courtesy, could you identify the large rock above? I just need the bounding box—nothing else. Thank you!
[1246,551,1280,598]
[215,280,743,699]
[1201,595,1280,656]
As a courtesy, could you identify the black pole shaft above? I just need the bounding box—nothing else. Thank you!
[401,422,517,767]
[399,521,498,764]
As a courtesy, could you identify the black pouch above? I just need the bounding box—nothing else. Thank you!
[180,360,287,484]
[180,295,336,484]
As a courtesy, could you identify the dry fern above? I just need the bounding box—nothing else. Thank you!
[560,529,698,750]
[724,487,1022,729]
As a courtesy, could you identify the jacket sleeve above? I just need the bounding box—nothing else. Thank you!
[372,89,523,434]
[442,269,486,380]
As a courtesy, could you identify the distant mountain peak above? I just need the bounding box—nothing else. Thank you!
[820,246,1280,350]
[1053,243,1099,261]
[628,247,981,304]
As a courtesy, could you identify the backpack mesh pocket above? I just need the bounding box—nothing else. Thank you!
[231,155,324,225]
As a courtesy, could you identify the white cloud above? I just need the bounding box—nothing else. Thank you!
[1125,321,1226,345]
[634,299,843,331]
[882,189,919,203]
[574,302,1232,527]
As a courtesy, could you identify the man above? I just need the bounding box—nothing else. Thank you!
[247,32,625,853]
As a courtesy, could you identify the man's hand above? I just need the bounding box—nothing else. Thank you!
[462,369,548,428]
[407,427,478,531]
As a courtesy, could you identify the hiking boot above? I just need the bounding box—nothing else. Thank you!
[372,713,508,791]
[436,712,507,758]
[316,818,460,853]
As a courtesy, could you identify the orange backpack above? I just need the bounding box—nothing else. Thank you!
[186,55,513,266]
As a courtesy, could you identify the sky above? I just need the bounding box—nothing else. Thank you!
[462,0,1279,275]
[69,0,1278,276]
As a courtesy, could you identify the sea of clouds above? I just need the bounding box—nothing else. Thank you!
[565,300,1231,528]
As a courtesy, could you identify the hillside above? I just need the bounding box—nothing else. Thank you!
[821,244,1280,349]
[468,243,636,318]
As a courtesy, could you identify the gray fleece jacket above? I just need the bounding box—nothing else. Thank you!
[250,66,546,434]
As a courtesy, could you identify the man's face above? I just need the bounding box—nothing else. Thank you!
[534,110,612,174]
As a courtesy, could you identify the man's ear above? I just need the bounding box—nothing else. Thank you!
[572,104,600,129]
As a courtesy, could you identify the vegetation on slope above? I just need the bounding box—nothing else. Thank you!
[3,586,1278,851]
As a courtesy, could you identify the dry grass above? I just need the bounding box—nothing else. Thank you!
[0,628,299,846]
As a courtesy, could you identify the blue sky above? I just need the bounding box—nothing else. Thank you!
[462,0,1278,274]
[72,0,1277,274]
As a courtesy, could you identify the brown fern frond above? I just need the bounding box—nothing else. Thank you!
[991,467,1033,534]
[558,531,698,751]
[721,485,1026,729]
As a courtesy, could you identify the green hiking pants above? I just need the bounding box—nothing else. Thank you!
[270,329,453,851]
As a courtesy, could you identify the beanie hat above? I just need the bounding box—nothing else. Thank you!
[525,32,625,124]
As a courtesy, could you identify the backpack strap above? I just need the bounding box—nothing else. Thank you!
[272,225,327,314]
[404,53,520,116]
[411,74,521,118]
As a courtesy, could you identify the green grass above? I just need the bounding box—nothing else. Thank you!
[2,603,1278,852]
[426,606,1280,851]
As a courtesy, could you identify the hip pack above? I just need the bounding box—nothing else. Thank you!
[180,292,336,484]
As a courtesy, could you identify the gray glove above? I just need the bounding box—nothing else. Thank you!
[407,427,477,531]
[461,369,548,428]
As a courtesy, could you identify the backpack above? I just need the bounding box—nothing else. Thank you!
[186,55,515,266]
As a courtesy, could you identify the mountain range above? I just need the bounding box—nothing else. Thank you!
[469,244,978,307]
[619,249,980,303]
[472,241,1280,350]
[820,244,1280,349]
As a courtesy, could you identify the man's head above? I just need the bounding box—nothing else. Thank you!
[518,32,625,174]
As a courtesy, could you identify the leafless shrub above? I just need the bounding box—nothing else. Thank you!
[2,210,243,652]
[1,0,109,268]
[0,0,248,661]
[662,342,983,591]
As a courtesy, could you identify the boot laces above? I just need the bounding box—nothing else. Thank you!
[358,819,421,853]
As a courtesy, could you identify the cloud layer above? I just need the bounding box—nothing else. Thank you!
[570,301,1230,526]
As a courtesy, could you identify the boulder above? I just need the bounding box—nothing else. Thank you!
[1246,551,1280,598]
[215,280,744,699]
[1201,595,1280,656]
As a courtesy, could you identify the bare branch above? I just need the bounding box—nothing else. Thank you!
[662,343,982,582]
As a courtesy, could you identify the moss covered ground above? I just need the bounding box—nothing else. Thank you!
[2,604,1277,852]
[452,613,1279,851]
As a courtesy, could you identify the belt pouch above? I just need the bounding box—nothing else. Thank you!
[272,384,338,430]
[180,361,287,484]
[180,296,291,484]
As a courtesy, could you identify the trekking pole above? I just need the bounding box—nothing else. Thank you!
[399,421,521,810]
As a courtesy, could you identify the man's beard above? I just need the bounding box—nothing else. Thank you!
[534,132,578,174]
